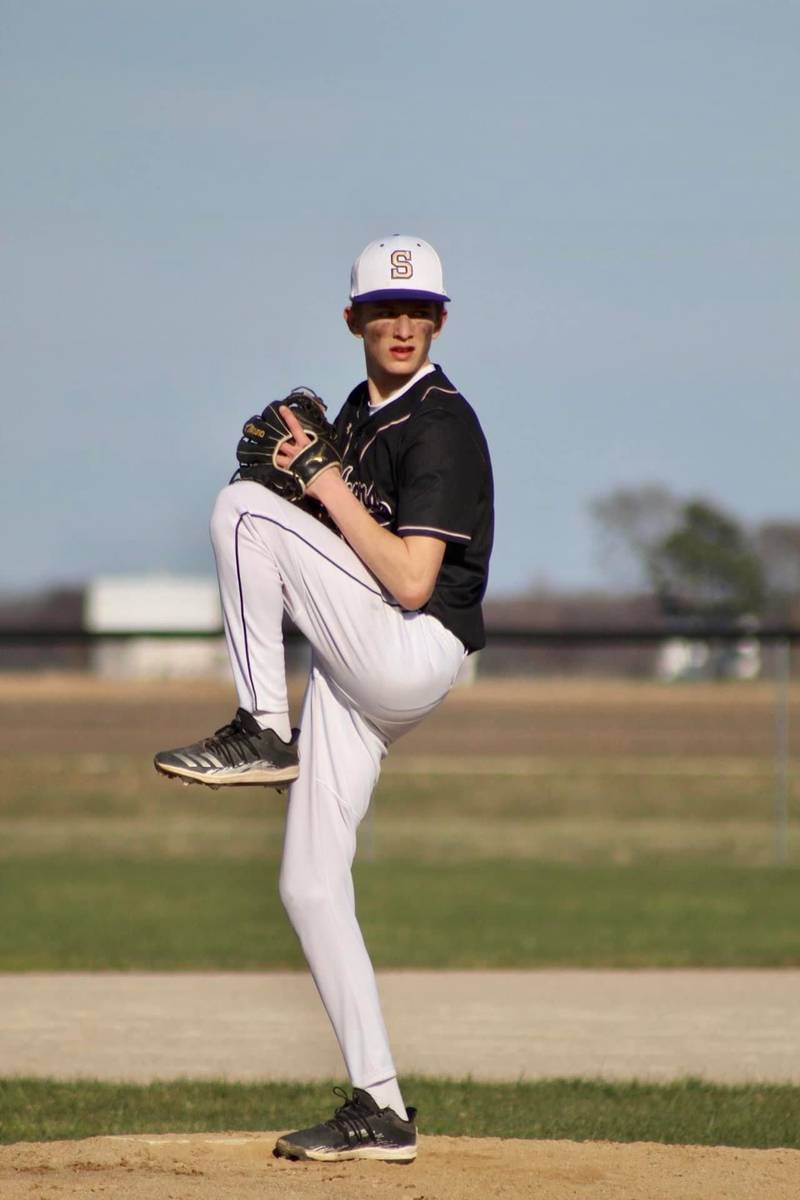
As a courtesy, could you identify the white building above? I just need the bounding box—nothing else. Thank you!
[85,575,228,680]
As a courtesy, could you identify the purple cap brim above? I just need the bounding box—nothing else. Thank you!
[350,288,450,304]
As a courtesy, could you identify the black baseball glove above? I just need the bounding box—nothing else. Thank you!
[234,386,341,503]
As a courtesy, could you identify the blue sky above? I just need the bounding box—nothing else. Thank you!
[2,0,797,596]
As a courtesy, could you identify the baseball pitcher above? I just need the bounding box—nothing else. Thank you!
[155,235,494,1162]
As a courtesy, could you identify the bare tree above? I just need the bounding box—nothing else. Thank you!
[589,484,681,591]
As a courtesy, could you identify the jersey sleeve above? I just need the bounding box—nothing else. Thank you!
[395,406,483,543]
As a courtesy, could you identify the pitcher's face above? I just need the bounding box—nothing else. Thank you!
[345,299,446,387]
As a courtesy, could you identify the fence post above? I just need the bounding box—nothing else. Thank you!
[773,638,791,865]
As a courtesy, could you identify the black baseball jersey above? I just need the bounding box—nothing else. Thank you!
[333,366,494,652]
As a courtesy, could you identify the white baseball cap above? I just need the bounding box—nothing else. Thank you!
[349,234,450,304]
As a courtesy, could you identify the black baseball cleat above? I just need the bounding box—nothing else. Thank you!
[153,708,299,788]
[273,1087,417,1163]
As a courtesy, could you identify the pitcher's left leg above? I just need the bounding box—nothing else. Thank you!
[278,665,396,1089]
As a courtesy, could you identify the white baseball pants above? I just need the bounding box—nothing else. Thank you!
[210,482,465,1087]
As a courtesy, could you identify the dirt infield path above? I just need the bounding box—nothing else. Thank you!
[2,1132,799,1200]
[3,969,799,1083]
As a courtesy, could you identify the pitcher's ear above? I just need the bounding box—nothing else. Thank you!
[344,306,362,337]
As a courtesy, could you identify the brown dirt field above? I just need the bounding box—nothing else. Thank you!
[4,672,797,864]
[2,1132,799,1200]
[1,671,798,759]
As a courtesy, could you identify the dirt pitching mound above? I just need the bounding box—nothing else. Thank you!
[2,1132,799,1199]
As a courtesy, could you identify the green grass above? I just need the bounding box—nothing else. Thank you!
[2,1077,799,1149]
[1,857,799,969]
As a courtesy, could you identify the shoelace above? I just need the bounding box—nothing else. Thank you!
[324,1088,377,1146]
[201,718,262,768]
